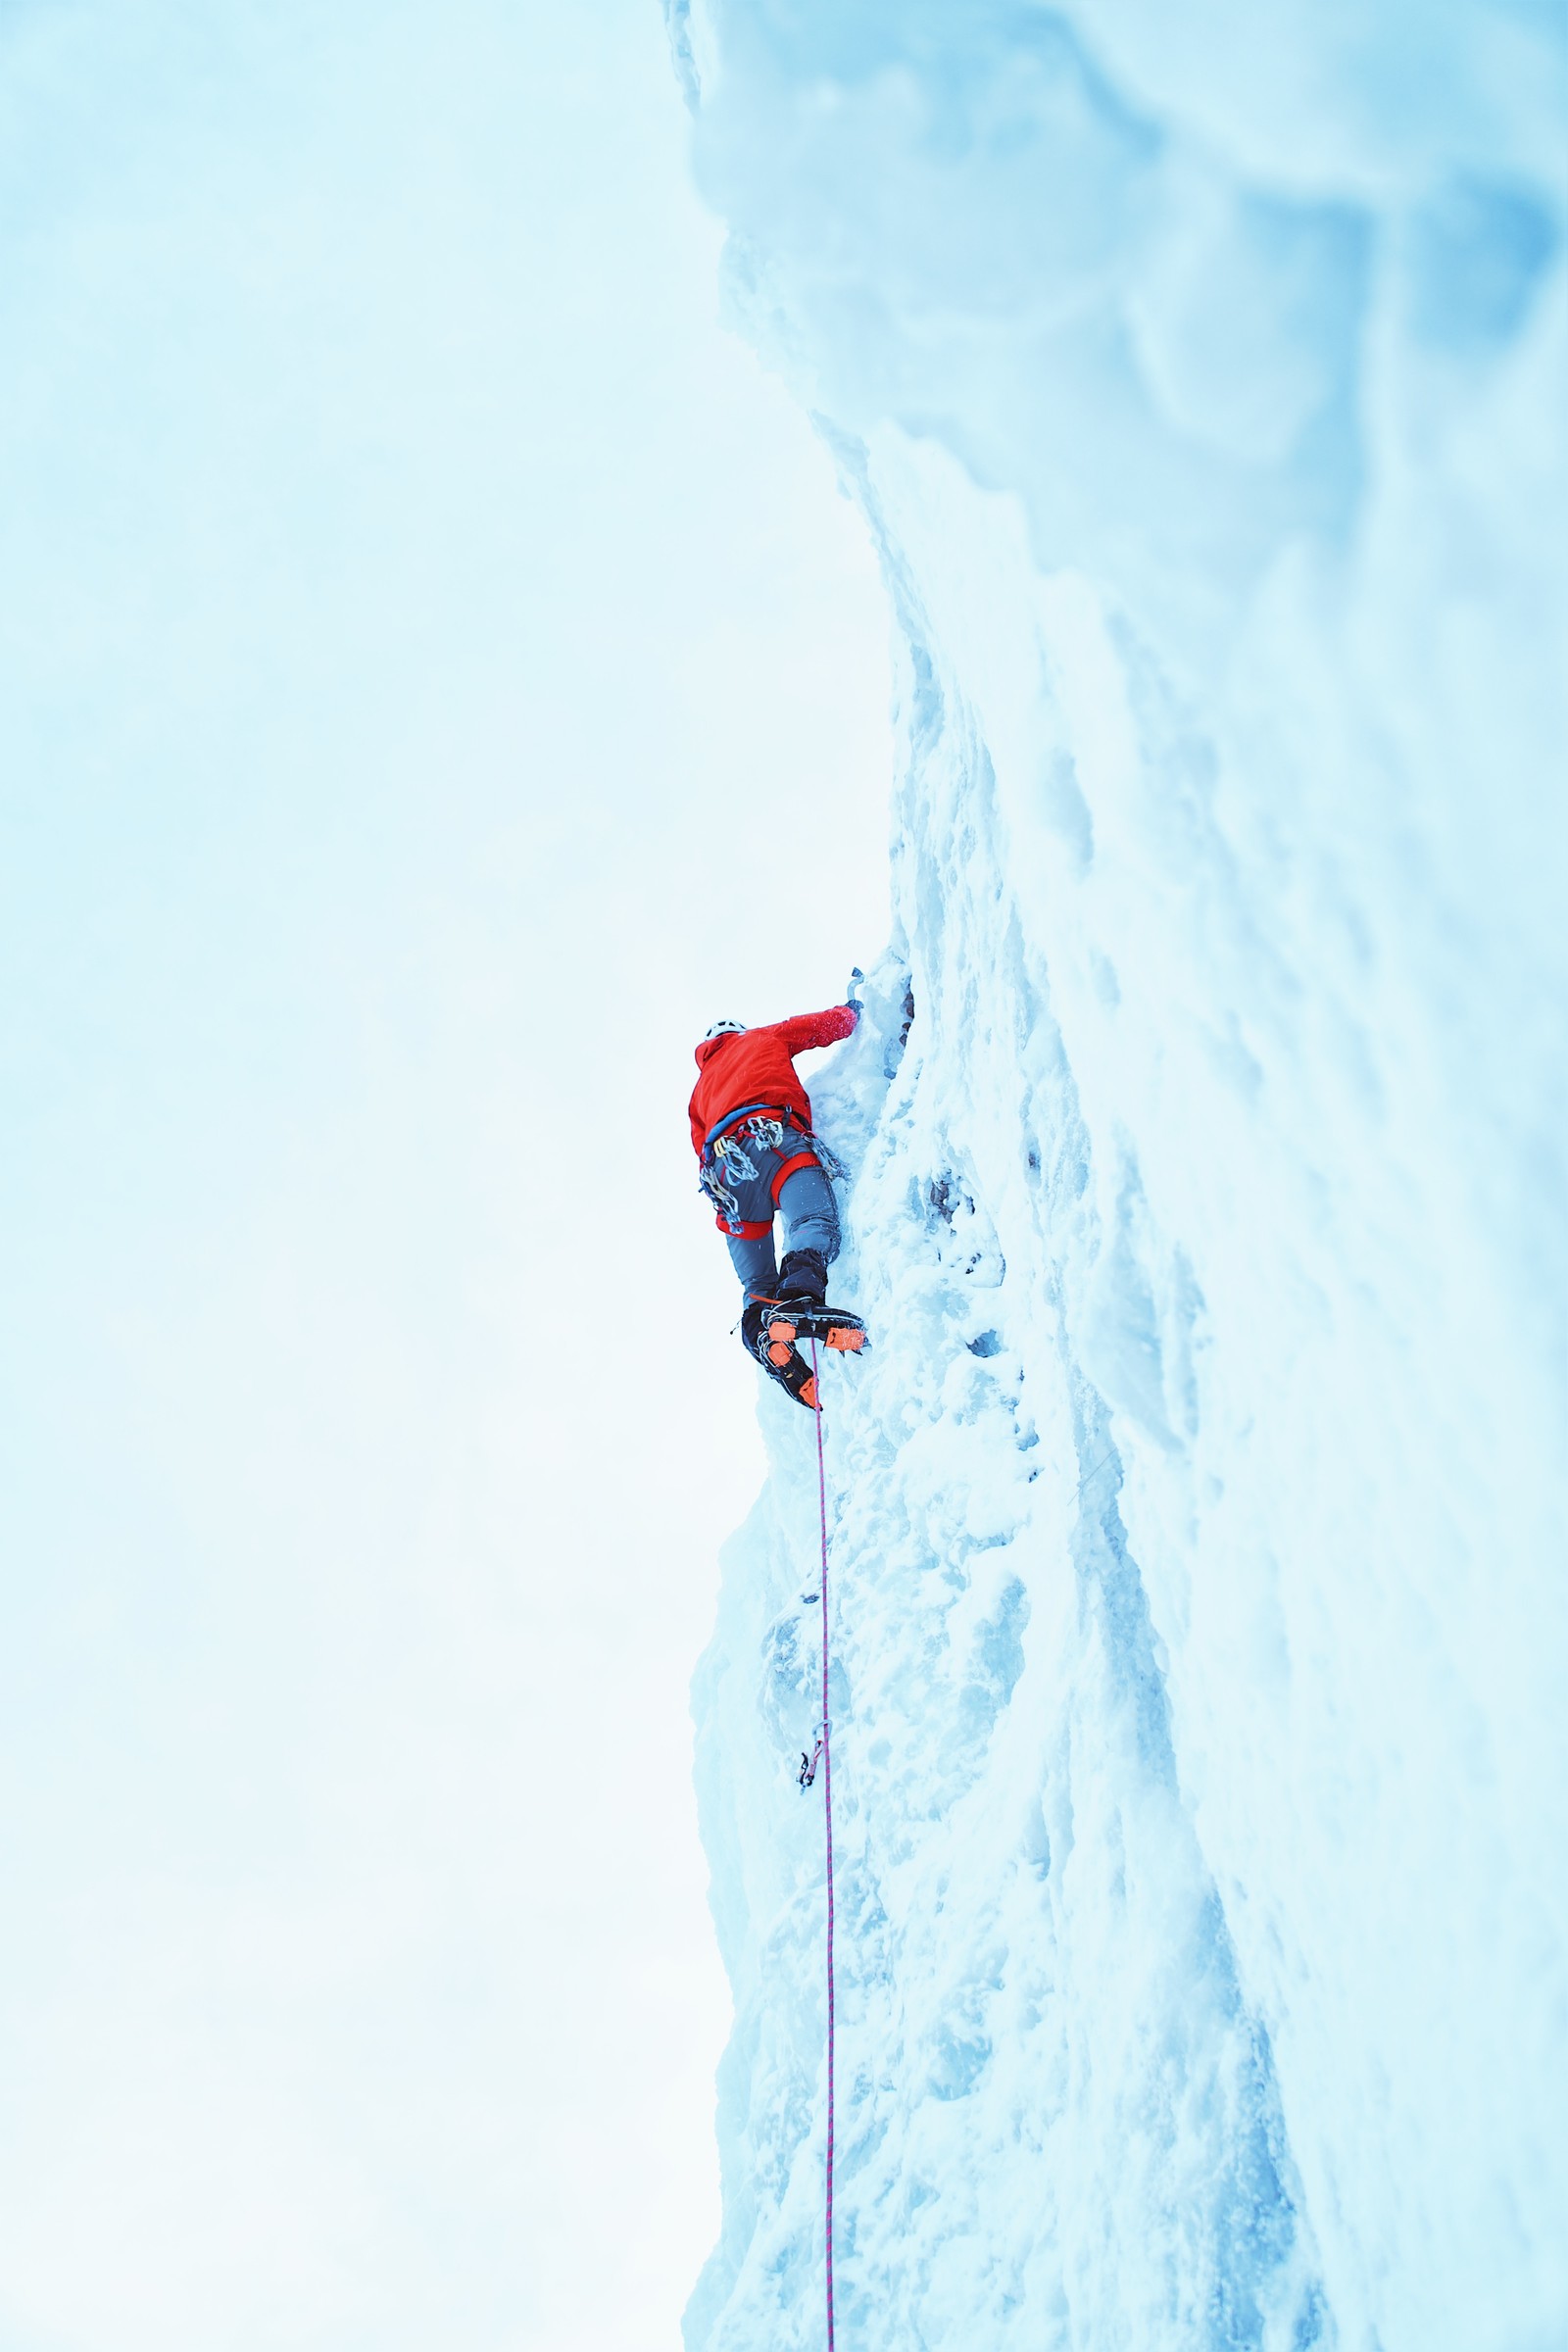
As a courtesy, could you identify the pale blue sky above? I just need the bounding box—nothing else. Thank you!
[0,4,891,2344]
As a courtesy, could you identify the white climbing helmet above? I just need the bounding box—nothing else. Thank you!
[704,1020,747,1039]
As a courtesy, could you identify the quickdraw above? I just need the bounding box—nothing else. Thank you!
[811,1135,849,1186]
[714,1133,764,1180]
[731,1114,786,1154]
[698,1160,743,1222]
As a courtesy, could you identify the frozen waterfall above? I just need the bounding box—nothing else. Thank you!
[674,5,1567,2347]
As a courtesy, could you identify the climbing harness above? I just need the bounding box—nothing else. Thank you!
[698,1105,844,1241]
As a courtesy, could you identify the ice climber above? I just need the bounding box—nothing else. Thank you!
[690,1004,868,1410]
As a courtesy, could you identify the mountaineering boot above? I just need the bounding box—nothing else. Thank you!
[775,1248,828,1304]
[758,1250,845,1384]
[767,1348,820,1412]
[741,1294,820,1411]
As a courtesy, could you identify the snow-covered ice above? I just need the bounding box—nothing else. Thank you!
[671,4,1567,2348]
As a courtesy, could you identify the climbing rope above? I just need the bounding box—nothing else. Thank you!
[809,1338,837,2350]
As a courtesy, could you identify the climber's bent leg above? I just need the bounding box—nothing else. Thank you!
[777,1162,840,1269]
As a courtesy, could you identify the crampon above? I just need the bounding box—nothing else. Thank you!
[747,1298,868,1409]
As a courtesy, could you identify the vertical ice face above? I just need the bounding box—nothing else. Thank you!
[677,6,1567,2349]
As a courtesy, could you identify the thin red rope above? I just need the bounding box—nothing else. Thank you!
[810,1338,836,2350]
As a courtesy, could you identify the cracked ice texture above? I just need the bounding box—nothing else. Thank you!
[673,5,1567,2348]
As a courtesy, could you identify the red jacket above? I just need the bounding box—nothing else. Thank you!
[689,1006,858,1156]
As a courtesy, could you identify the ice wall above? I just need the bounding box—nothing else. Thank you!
[674,6,1567,2348]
